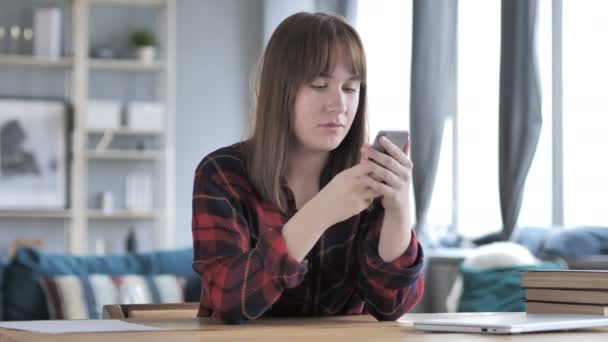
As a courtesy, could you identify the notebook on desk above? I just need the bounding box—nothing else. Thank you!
[413,312,608,334]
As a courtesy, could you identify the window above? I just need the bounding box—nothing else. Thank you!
[357,0,416,218]
[357,0,411,139]
[357,0,601,239]
[562,0,608,225]
[456,0,553,237]
[358,1,452,230]
[456,0,502,237]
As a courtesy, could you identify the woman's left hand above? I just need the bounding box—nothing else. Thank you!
[360,136,413,212]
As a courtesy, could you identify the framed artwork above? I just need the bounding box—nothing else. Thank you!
[0,98,69,209]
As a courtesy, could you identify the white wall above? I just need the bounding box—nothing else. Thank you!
[262,0,315,43]
[174,0,264,247]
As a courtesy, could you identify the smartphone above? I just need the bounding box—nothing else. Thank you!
[372,130,410,153]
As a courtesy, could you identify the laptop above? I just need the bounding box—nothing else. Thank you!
[413,312,608,334]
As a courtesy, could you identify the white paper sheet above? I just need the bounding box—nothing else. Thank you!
[0,320,166,334]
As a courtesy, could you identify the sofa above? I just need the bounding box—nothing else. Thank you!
[0,247,200,321]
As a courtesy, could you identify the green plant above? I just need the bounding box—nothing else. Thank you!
[130,29,157,47]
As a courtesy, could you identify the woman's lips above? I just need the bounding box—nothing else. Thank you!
[319,123,344,128]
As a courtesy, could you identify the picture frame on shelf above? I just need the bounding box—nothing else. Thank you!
[0,97,70,209]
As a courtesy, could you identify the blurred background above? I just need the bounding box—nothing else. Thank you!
[0,0,607,318]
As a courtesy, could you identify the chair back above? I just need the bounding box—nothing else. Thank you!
[102,303,199,319]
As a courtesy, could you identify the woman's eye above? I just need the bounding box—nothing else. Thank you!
[311,84,327,89]
[343,87,358,93]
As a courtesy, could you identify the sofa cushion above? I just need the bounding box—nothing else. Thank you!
[40,274,185,319]
[142,248,201,302]
[3,247,200,321]
[511,226,551,257]
[513,226,608,259]
[541,226,608,258]
[458,262,563,312]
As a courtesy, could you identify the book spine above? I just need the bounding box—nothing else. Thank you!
[522,278,608,291]
[526,301,608,316]
[525,289,608,305]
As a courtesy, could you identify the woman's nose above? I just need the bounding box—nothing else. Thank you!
[325,89,347,114]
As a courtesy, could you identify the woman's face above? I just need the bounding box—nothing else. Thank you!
[292,48,361,154]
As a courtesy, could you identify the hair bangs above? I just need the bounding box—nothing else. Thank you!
[298,18,366,84]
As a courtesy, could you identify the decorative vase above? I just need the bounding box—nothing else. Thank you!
[134,46,156,63]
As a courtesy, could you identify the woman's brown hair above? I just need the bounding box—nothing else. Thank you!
[242,12,368,213]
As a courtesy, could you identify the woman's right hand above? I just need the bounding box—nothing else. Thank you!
[313,161,381,225]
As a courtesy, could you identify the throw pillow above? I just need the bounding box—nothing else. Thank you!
[3,247,199,321]
[458,262,563,312]
[39,274,184,319]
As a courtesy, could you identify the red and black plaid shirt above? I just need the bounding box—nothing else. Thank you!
[192,143,424,324]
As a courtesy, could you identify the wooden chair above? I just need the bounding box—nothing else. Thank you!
[102,303,199,319]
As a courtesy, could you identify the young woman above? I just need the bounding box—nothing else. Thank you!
[192,12,423,324]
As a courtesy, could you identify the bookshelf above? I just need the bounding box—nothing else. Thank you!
[0,55,73,67]
[90,0,166,7]
[86,150,162,160]
[0,0,176,255]
[89,58,164,71]
[87,128,163,136]
[0,210,72,219]
[87,209,158,220]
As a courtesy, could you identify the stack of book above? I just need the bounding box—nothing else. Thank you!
[522,270,608,315]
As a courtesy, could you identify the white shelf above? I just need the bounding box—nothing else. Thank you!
[0,55,162,71]
[89,58,164,71]
[0,55,73,68]
[90,0,166,7]
[88,210,158,220]
[0,210,71,219]
[0,0,177,254]
[87,150,162,160]
[88,128,163,136]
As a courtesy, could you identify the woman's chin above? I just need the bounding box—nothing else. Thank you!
[313,139,343,152]
[297,135,345,153]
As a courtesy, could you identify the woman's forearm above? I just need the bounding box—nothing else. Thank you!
[378,201,412,262]
[282,198,332,262]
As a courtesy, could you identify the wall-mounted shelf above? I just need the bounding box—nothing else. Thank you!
[89,58,164,71]
[88,210,157,220]
[0,54,73,68]
[90,0,166,7]
[87,150,162,160]
[0,210,71,219]
[88,128,163,136]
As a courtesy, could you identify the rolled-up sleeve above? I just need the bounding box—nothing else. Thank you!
[192,157,307,324]
[357,204,425,321]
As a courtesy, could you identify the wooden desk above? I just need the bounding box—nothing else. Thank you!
[1,314,607,342]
